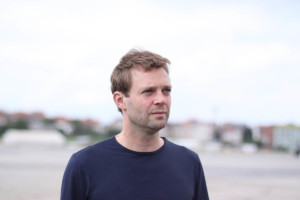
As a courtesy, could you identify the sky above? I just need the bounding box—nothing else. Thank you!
[1,0,299,126]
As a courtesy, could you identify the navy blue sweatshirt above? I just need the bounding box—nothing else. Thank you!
[61,136,209,200]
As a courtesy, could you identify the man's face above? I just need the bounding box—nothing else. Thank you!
[123,66,171,133]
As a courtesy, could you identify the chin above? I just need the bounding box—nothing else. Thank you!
[148,122,167,132]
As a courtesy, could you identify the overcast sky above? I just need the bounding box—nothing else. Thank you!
[1,0,299,126]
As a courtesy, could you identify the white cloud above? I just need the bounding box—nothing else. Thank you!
[1,0,300,125]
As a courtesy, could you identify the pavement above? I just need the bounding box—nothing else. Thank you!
[200,152,300,200]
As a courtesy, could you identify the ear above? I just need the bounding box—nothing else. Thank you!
[113,91,126,112]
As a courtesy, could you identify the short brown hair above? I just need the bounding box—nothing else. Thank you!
[110,49,170,97]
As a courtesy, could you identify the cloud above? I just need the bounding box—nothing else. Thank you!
[1,0,300,125]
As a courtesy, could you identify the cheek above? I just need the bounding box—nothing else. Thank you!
[128,98,149,113]
[143,100,153,110]
[166,96,171,107]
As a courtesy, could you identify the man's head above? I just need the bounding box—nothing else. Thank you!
[111,49,172,133]
[111,49,171,112]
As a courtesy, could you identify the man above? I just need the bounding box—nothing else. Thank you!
[61,49,209,200]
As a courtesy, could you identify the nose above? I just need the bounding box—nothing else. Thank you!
[154,92,167,105]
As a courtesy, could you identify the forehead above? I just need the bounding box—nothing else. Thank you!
[130,66,171,87]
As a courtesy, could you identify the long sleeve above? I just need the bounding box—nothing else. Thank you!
[60,154,89,200]
[194,156,209,200]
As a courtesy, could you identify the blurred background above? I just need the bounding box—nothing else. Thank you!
[0,0,300,199]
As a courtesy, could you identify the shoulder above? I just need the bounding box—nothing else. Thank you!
[164,138,200,162]
[71,136,116,163]
[63,136,117,182]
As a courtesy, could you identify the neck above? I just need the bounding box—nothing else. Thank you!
[115,129,164,152]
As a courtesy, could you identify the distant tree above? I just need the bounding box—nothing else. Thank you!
[0,125,8,137]
[242,126,253,143]
[71,120,98,135]
[71,120,85,135]
[43,118,56,124]
[106,128,120,137]
[213,129,222,142]
[10,119,29,129]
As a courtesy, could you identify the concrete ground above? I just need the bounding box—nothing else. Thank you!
[0,145,300,200]
[200,152,300,200]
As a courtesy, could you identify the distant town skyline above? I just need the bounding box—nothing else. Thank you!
[1,0,300,126]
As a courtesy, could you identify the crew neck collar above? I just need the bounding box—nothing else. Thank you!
[113,136,167,155]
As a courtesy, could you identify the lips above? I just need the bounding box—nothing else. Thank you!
[150,111,168,119]
[151,111,166,115]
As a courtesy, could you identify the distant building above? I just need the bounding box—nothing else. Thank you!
[0,110,103,136]
[81,118,103,133]
[54,117,73,135]
[273,125,300,151]
[1,129,66,147]
[259,126,274,149]
[221,123,244,146]
[162,120,214,148]
[108,118,123,131]
[28,112,45,129]
[0,111,8,126]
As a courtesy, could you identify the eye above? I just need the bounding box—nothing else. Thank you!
[143,89,153,94]
[163,88,171,94]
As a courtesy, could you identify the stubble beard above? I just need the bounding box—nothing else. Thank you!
[146,112,169,134]
[129,111,169,135]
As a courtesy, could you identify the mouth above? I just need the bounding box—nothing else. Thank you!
[153,111,165,114]
[151,111,167,117]
[151,110,166,114]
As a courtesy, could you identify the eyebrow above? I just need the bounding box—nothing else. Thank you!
[138,85,172,92]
